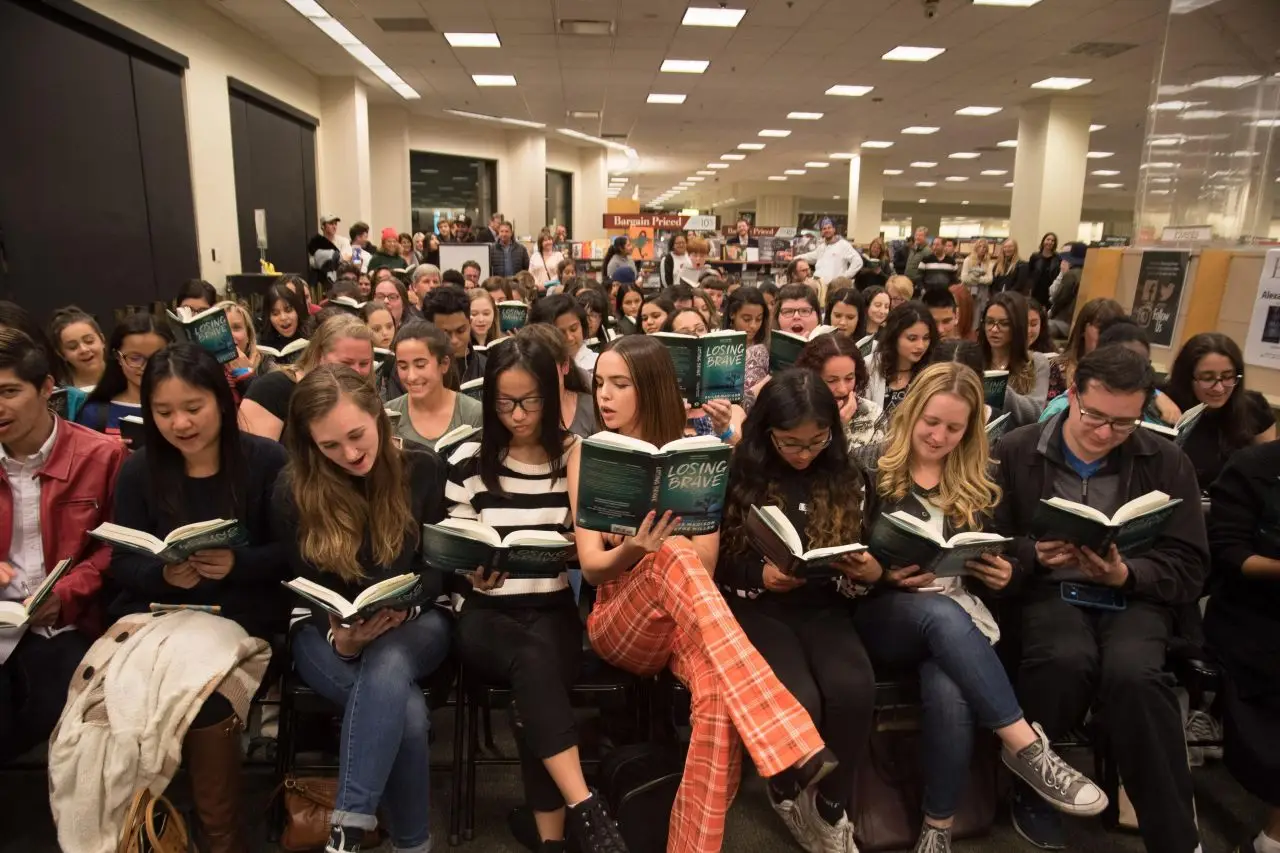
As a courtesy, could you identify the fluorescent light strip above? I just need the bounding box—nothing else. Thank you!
[281,0,419,99]
[805,161,829,168]
[902,126,940,134]
[647,93,687,104]
[955,105,1002,116]
[738,143,766,150]
[1090,124,1106,132]
[1098,183,1124,188]
[830,152,856,159]
[883,46,945,62]
[945,176,968,182]
[997,139,1018,148]
[1086,151,1114,158]
[759,129,791,137]
[721,153,747,160]
[681,6,747,27]
[910,161,937,168]
[825,84,873,97]
[1091,169,1120,176]
[444,109,545,129]
[861,141,894,148]
[444,32,501,47]
[707,163,730,169]
[696,170,715,176]
[980,169,1008,176]
[768,176,788,181]
[949,152,980,159]
[973,0,1042,5]
[473,74,517,87]
[915,181,936,187]
[556,128,635,155]
[883,169,903,175]
[787,112,824,120]
[1031,77,1092,90]
[661,59,709,73]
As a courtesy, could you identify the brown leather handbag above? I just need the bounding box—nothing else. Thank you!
[116,789,190,853]
[276,776,382,852]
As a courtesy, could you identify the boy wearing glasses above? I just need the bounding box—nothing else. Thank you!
[0,330,127,763]
[992,344,1207,853]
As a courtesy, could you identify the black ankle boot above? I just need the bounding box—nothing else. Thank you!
[566,792,628,853]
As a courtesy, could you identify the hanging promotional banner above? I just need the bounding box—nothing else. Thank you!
[1129,250,1189,347]
[1243,249,1280,368]
[603,213,720,230]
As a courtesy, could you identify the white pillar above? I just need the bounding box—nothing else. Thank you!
[846,154,885,242]
[501,131,547,239]
[317,77,371,227]
[576,147,608,240]
[368,106,410,233]
[756,195,799,227]
[1009,96,1092,256]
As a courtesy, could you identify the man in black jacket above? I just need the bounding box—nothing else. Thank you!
[488,221,530,277]
[993,344,1207,853]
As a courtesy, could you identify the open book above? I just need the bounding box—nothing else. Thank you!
[1030,491,1181,554]
[473,336,514,354]
[0,559,71,628]
[167,306,237,364]
[868,511,1011,578]
[983,370,1009,409]
[1140,402,1206,446]
[576,432,731,536]
[498,300,529,334]
[119,414,146,449]
[985,411,1013,444]
[257,338,309,363]
[283,573,425,624]
[856,334,877,358]
[745,505,866,580]
[651,329,747,406]
[89,519,248,563]
[769,325,836,371]
[459,377,484,401]
[435,424,481,459]
[421,519,574,578]
[329,296,366,314]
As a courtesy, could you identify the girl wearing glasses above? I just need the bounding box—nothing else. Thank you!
[448,333,628,853]
[717,370,879,852]
[663,308,745,445]
[864,301,938,420]
[978,292,1050,405]
[568,336,835,853]
[77,313,173,441]
[854,363,1106,853]
[277,365,452,853]
[1164,332,1275,489]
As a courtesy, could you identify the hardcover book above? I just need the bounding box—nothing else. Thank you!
[651,329,747,406]
[0,559,71,628]
[119,414,146,449]
[459,378,484,401]
[1030,491,1181,555]
[745,505,866,580]
[575,432,731,536]
[983,370,1009,409]
[1139,402,1206,447]
[868,511,1011,578]
[984,411,1013,444]
[89,518,249,563]
[769,326,836,372]
[498,300,529,334]
[167,306,237,364]
[283,573,425,624]
[420,518,574,578]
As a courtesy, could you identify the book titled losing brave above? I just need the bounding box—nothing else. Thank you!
[575,433,731,536]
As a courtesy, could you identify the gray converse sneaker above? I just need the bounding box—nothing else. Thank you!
[795,788,860,853]
[768,786,819,853]
[913,823,951,853]
[1002,722,1108,816]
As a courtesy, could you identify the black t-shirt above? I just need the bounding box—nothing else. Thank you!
[1181,389,1274,490]
[245,370,298,426]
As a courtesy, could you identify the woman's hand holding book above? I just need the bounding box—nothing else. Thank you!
[329,609,406,657]
[163,562,201,589]
[965,552,1013,591]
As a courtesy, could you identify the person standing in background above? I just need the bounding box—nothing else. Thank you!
[530,233,565,290]
[902,227,932,284]
[490,222,530,278]
[961,238,995,331]
[991,238,1026,295]
[795,218,862,284]
[485,212,504,244]
[727,218,757,249]
[308,215,343,287]
[1027,233,1061,309]
[345,222,371,273]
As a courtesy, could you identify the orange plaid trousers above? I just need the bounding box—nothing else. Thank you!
[587,538,824,852]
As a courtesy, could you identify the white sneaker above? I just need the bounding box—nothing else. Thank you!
[769,786,820,853]
[795,788,860,853]
[1185,710,1223,761]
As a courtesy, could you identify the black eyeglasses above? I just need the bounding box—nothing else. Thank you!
[1075,401,1141,435]
[770,430,832,456]
[495,395,544,414]
[1192,372,1240,390]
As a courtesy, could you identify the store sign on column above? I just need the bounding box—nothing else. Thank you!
[1243,249,1280,368]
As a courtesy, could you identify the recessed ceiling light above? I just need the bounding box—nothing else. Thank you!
[1098,183,1124,188]
[661,58,709,73]
[955,105,1002,116]
[1179,110,1227,120]
[902,126,940,135]
[568,110,600,120]
[1086,151,1114,158]
[910,161,937,168]
[281,1,420,99]
[1091,169,1120,176]
[759,129,791,137]
[805,161,829,168]
[687,176,706,181]
[721,153,747,160]
[915,181,936,187]
[883,46,945,62]
[861,141,894,149]
[973,0,1043,5]
[883,169,904,175]
[1031,77,1092,90]
[1194,75,1262,88]
[1151,189,1170,195]
[997,139,1018,148]
[829,152,856,159]
[681,6,746,27]
[738,143,766,150]
[945,176,968,182]
[706,163,730,169]
[784,169,807,175]
[444,32,501,47]
[696,170,714,175]
[1090,124,1106,132]
[949,152,980,159]
[980,169,1008,176]
[787,112,824,120]
[918,198,928,203]
[1148,136,1183,146]
[825,84,874,97]
[1142,161,1180,168]
[473,74,516,87]
[1004,182,1015,187]
[646,93,686,104]
[1153,100,1208,111]
[768,176,788,181]
[961,200,970,205]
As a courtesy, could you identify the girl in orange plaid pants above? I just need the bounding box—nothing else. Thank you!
[569,337,835,852]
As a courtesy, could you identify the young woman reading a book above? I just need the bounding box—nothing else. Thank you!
[853,362,1106,853]
[614,282,644,336]
[794,332,884,450]
[567,335,835,853]
[864,301,938,420]
[977,292,1049,405]
[576,287,612,342]
[518,324,598,439]
[468,289,499,347]
[77,313,173,441]
[240,314,376,442]
[1026,298,1055,355]
[446,333,627,853]
[718,370,879,853]
[531,295,597,376]
[258,282,313,354]
[384,321,482,453]
[1163,332,1275,490]
[740,283,826,413]
[218,300,276,379]
[48,306,106,391]
[661,308,745,446]
[275,364,451,853]
[109,343,288,853]
[824,287,866,339]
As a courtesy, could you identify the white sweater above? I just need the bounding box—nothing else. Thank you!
[798,237,863,283]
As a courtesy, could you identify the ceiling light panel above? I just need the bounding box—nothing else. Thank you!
[945,176,968,181]
[787,112,824,120]
[949,152,980,159]
[997,139,1018,148]
[902,126,940,134]
[883,169,904,175]
[721,153,746,160]
[861,141,894,149]
[768,176,788,181]
[973,0,1043,5]
[784,169,807,175]
[830,152,856,159]
[883,46,945,62]
[805,161,829,168]
[706,163,730,169]
[915,181,937,187]
[661,59,709,73]
[1086,151,1114,158]
[759,129,791,137]
[1098,183,1124,188]
[825,84,874,97]
[281,0,419,99]
[696,170,714,175]
[647,93,686,104]
[955,105,1002,116]
[910,161,937,168]
[980,169,1008,175]
[1031,77,1092,90]
[738,143,766,150]
[1090,124,1106,131]
[681,6,746,27]
[444,33,500,47]
[1091,169,1120,176]
[473,74,516,86]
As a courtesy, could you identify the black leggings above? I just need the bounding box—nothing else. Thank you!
[727,593,875,807]
[456,602,583,812]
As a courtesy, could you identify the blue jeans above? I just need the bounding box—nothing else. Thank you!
[853,590,1023,819]
[292,611,451,850]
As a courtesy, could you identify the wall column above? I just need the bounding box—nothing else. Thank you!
[501,131,547,238]
[756,194,799,227]
[317,77,371,228]
[1009,95,1092,256]
[368,105,410,233]
[576,147,607,241]
[846,154,885,242]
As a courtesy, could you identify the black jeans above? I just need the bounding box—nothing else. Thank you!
[726,593,875,807]
[1017,584,1197,853]
[0,629,90,764]
[456,602,583,812]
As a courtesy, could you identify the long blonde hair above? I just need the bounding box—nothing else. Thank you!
[287,314,375,379]
[993,238,1021,277]
[284,365,413,582]
[875,362,1001,531]
[218,300,259,362]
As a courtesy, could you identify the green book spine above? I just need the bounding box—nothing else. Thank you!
[575,443,662,535]
[769,334,805,372]
[656,444,732,535]
[698,334,747,404]
[658,337,700,404]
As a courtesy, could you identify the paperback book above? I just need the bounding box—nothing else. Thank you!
[283,573,425,624]
[167,306,237,364]
[576,433,731,536]
[0,559,71,628]
[769,325,836,371]
[257,339,309,363]
[459,378,484,402]
[89,518,248,563]
[498,300,530,334]
[984,411,1013,444]
[1139,402,1207,447]
[420,519,574,578]
[856,334,877,359]
[119,414,146,449]
[328,296,366,315]
[745,505,866,580]
[983,370,1009,409]
[868,511,1011,578]
[651,329,747,406]
[435,424,481,459]
[1030,491,1181,554]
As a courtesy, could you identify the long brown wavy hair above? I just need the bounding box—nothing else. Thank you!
[875,362,1001,531]
[284,364,413,582]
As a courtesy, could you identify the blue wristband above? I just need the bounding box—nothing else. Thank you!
[719,425,734,442]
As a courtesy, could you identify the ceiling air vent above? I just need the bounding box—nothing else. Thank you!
[569,110,601,120]
[559,19,615,36]
[1066,41,1137,59]
[374,18,436,33]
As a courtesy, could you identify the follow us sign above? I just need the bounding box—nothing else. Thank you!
[1244,250,1280,369]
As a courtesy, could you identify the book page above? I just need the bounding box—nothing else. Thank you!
[166,518,235,545]
[887,511,947,547]
[1041,497,1112,525]
[757,506,803,556]
[352,573,419,609]
[1111,491,1172,526]
[286,577,355,617]
[91,522,165,554]
[0,601,30,627]
[435,518,503,546]
[584,431,660,456]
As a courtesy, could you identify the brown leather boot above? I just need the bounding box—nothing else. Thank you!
[182,712,248,853]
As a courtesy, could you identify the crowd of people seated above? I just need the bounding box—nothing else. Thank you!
[0,227,1276,853]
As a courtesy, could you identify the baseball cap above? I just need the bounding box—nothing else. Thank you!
[381,227,398,241]
[321,213,341,224]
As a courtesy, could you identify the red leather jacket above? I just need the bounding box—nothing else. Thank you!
[0,418,127,637]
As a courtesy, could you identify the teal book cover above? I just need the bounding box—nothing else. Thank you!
[575,442,661,535]
[698,332,747,404]
[769,332,807,372]
[498,301,529,334]
[170,308,238,364]
[656,444,731,534]
[983,371,1009,409]
[655,335,701,403]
